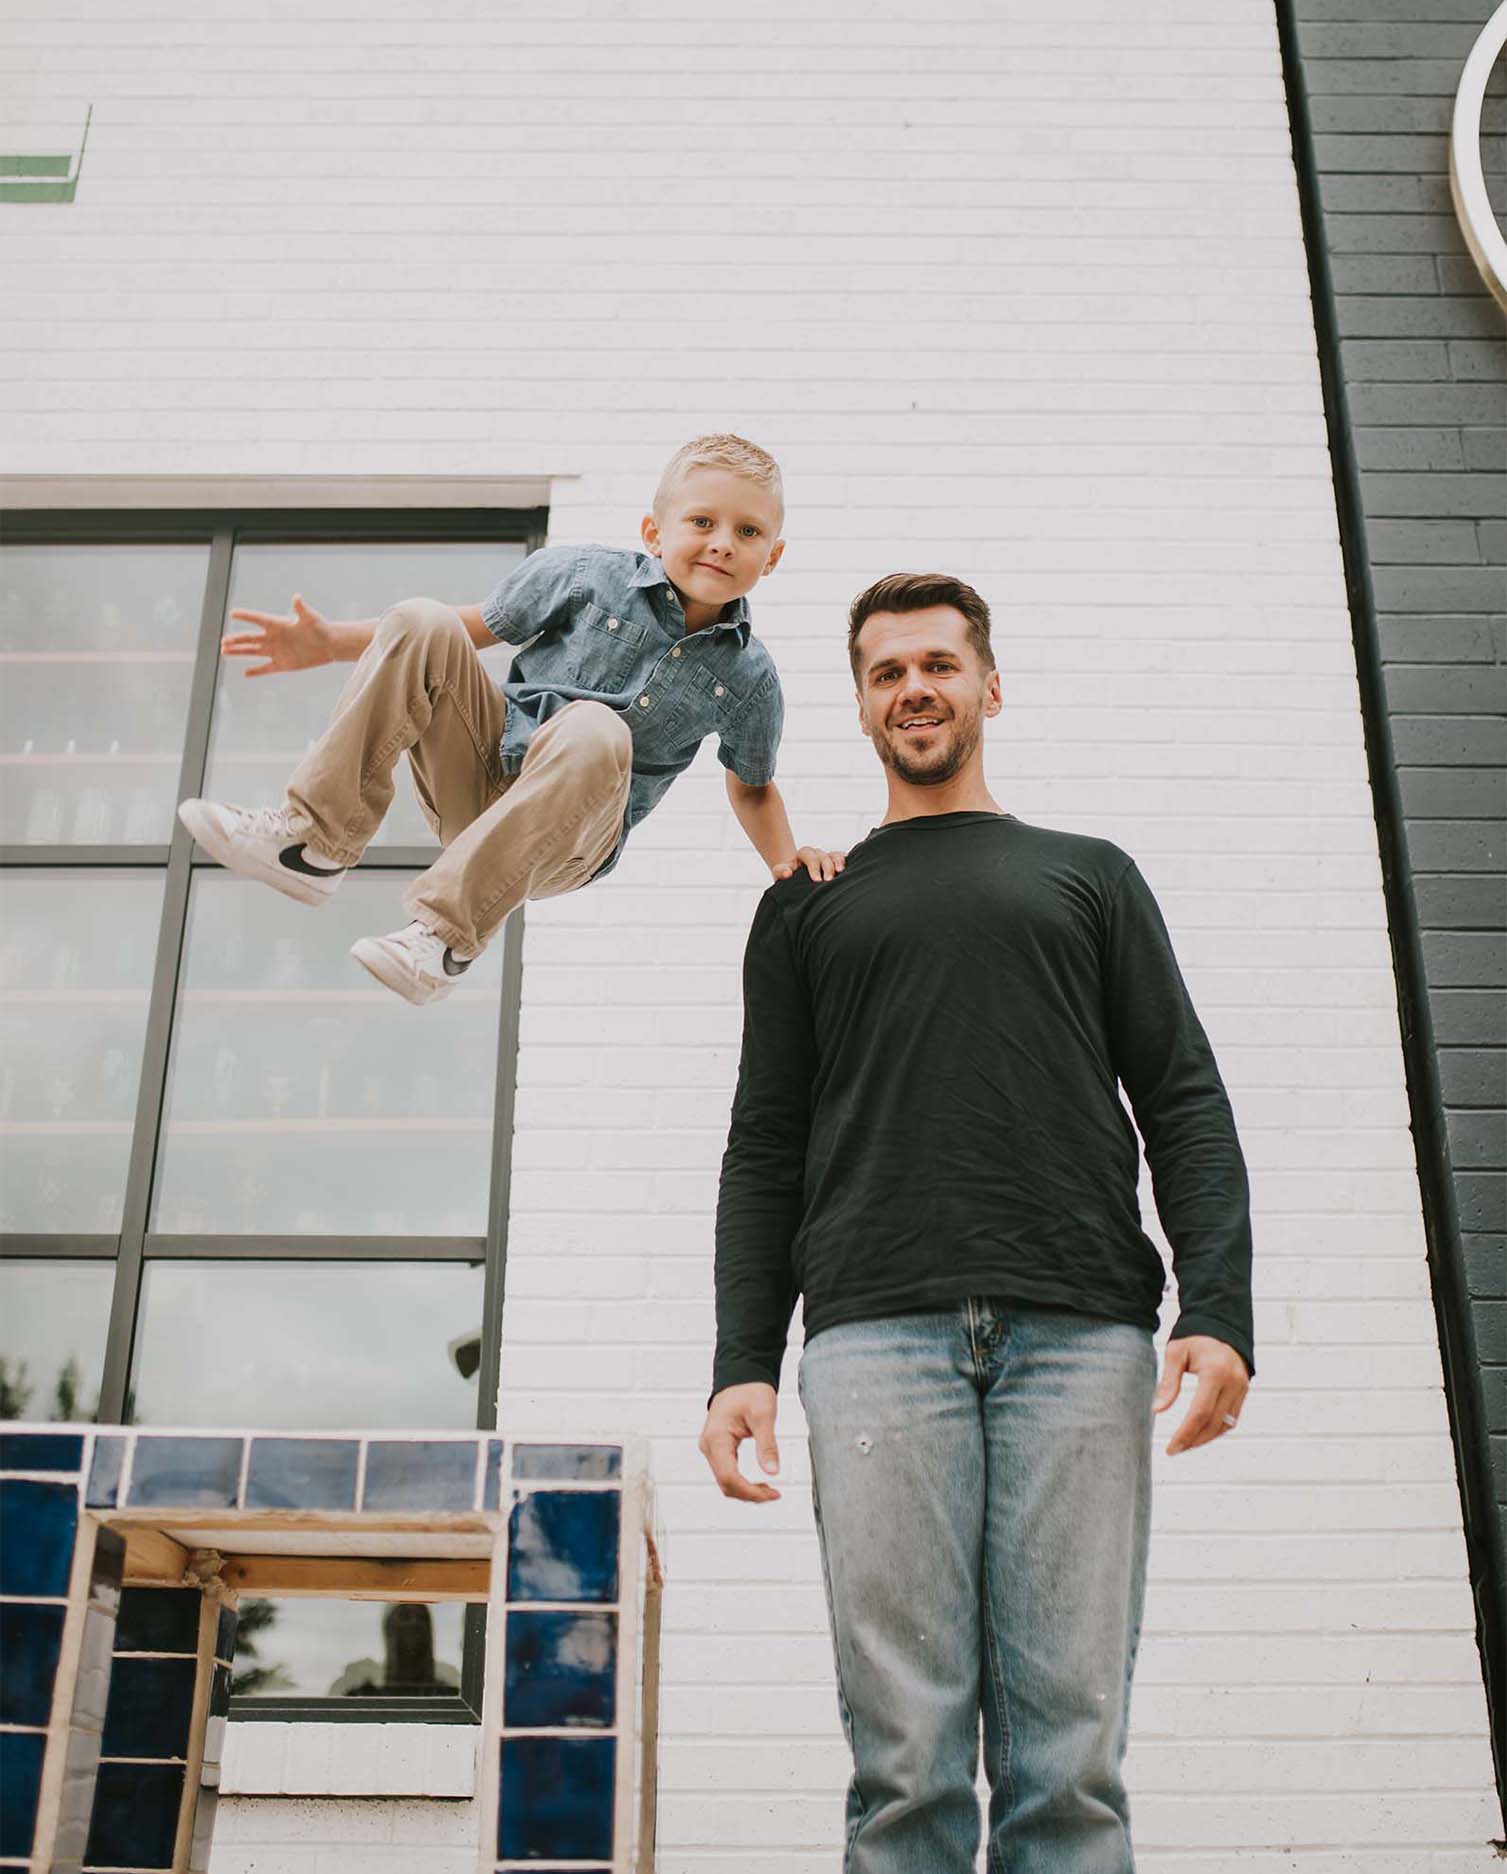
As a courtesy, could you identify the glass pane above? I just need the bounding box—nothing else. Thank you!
[128,1260,484,1427]
[0,1260,113,1421]
[0,873,164,1232]
[233,1598,464,1702]
[203,542,523,847]
[151,874,503,1234]
[0,544,207,843]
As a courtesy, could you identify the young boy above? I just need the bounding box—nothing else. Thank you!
[179,434,841,1004]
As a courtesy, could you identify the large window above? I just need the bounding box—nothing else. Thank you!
[0,508,545,1720]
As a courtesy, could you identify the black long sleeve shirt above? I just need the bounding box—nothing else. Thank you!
[712,810,1254,1397]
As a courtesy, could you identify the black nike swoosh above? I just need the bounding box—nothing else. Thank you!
[442,949,472,977]
[280,844,346,879]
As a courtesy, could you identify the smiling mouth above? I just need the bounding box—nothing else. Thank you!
[895,715,945,733]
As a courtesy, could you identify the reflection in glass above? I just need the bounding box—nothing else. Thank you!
[128,1260,484,1428]
[0,544,207,843]
[233,1597,463,1701]
[203,542,523,847]
[152,874,502,1234]
[0,873,164,1231]
[0,1261,113,1421]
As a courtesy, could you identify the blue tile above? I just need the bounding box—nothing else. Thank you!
[507,1490,620,1604]
[0,1430,84,1474]
[504,1609,616,1729]
[482,1437,506,1511]
[127,1436,242,1509]
[0,1477,78,1597]
[512,1442,622,1482]
[86,1435,127,1507]
[362,1439,476,1512]
[244,1437,358,1511]
[0,1603,66,1728]
[117,1587,201,1656]
[498,1736,615,1862]
[214,1604,239,1666]
[0,1731,46,1860]
[102,1656,197,1760]
[85,1760,184,1870]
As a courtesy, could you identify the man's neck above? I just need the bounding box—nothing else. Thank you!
[880,769,1003,825]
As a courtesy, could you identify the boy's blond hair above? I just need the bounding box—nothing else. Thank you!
[654,433,784,523]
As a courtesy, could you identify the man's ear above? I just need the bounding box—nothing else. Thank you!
[855,689,870,736]
[760,538,786,577]
[983,669,1003,718]
[640,512,662,557]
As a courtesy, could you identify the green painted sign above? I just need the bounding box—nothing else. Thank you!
[0,107,90,203]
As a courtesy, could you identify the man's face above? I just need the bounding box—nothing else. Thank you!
[642,467,785,611]
[854,606,1001,786]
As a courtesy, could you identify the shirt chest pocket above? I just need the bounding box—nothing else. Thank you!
[686,659,746,728]
[565,602,653,689]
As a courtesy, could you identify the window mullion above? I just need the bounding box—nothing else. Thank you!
[97,524,236,1420]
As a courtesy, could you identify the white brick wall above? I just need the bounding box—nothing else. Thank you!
[3,0,1499,1866]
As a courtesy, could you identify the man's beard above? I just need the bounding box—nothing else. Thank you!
[876,707,982,786]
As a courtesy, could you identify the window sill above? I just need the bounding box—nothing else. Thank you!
[221,1721,477,1797]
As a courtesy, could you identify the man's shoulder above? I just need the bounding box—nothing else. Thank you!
[1007,815,1136,882]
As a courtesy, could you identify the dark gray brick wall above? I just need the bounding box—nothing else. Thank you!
[1291,0,1506,1607]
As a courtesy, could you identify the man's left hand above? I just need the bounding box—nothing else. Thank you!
[1153,1335,1249,1456]
[773,847,846,883]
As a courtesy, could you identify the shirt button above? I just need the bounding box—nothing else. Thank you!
[671,647,681,658]
[714,684,725,697]
[607,618,619,630]
[638,696,650,708]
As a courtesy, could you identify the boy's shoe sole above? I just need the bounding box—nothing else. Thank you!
[349,934,462,1007]
[177,799,344,908]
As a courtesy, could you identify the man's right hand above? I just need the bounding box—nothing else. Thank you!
[699,1381,782,1504]
[222,593,338,676]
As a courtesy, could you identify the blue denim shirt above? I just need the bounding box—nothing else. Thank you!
[481,544,784,877]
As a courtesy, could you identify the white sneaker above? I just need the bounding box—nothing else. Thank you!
[349,921,476,1007]
[178,800,346,906]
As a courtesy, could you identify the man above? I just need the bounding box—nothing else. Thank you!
[700,573,1254,1872]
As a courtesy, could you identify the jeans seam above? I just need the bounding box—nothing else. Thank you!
[807,1456,866,1872]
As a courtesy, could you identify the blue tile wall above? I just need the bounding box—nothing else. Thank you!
[116,1586,201,1656]
[513,1442,622,1482]
[101,1657,197,1760]
[86,1435,127,1508]
[498,1736,615,1862]
[85,1760,185,1871]
[0,1601,67,1727]
[504,1609,616,1729]
[0,1477,78,1597]
[362,1438,477,1511]
[507,1489,621,1603]
[0,1430,84,1473]
[244,1436,359,1511]
[0,1730,46,1861]
[127,1436,243,1508]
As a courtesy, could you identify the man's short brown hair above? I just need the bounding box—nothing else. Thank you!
[847,572,995,680]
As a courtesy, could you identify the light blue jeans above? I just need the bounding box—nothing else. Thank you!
[798,1300,1156,1874]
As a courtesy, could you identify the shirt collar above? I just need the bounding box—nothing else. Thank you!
[631,554,752,642]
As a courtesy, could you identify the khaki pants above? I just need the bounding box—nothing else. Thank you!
[284,598,632,955]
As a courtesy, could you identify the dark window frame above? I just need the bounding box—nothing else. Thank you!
[1,505,547,1723]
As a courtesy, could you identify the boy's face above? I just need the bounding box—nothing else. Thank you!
[642,467,785,611]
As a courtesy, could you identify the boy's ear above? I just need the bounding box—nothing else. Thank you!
[760,538,786,577]
[640,512,662,557]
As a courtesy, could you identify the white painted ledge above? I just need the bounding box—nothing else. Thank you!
[221,1721,477,1797]
[0,474,564,509]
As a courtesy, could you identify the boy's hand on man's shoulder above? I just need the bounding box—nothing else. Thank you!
[773,846,846,884]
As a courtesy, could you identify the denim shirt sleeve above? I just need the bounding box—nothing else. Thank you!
[717,668,784,788]
[480,544,581,646]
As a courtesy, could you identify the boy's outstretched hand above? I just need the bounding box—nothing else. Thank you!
[774,846,846,883]
[222,593,336,676]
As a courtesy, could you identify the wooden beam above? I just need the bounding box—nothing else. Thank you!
[216,1556,489,1602]
[122,1526,191,1585]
